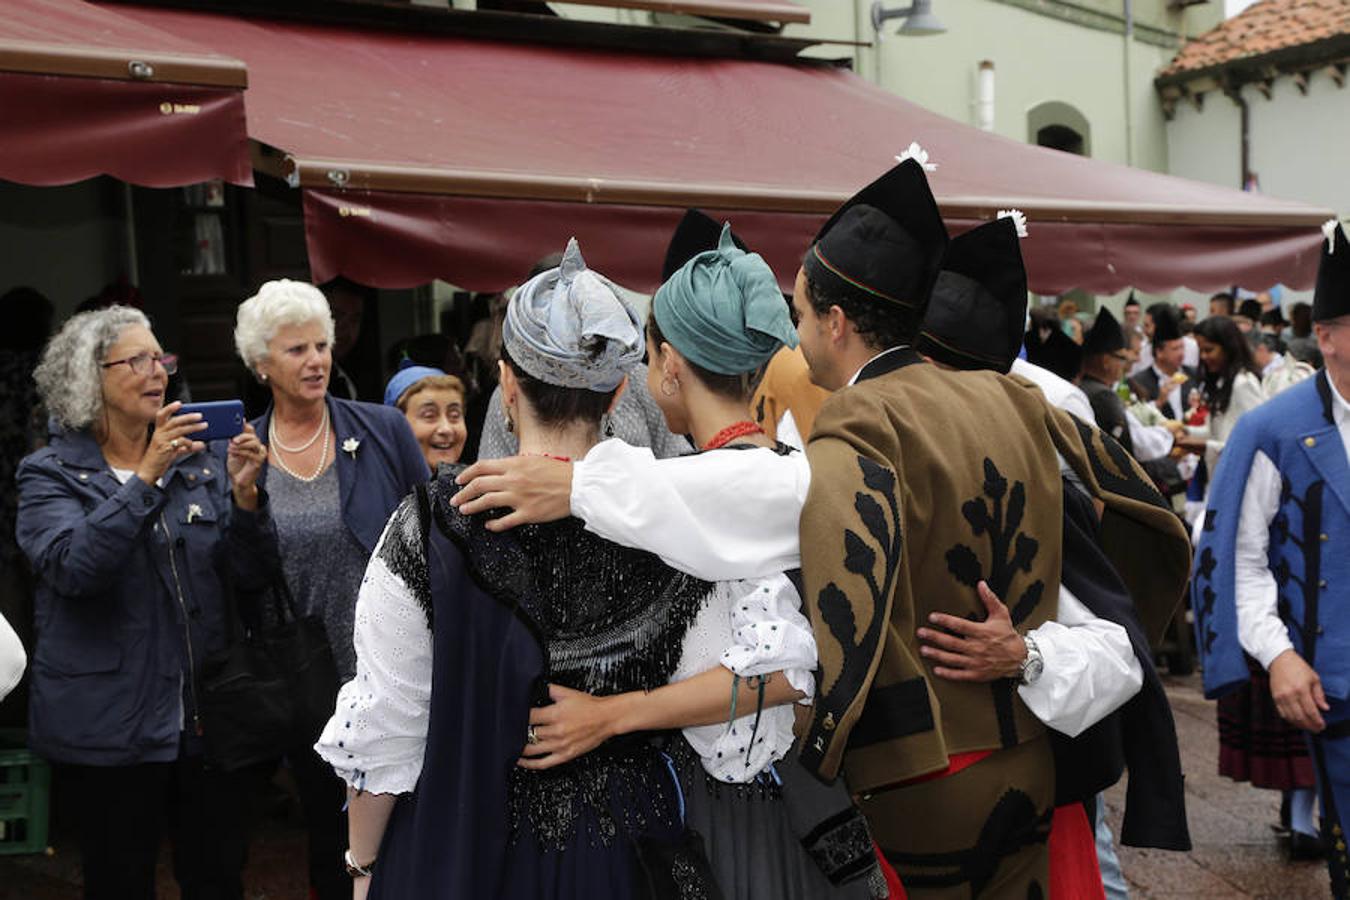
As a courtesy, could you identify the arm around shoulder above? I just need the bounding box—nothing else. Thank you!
[572,440,807,581]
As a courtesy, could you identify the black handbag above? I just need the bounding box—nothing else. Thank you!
[632,828,725,900]
[198,578,339,771]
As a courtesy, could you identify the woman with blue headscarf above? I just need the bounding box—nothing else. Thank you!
[318,239,813,899]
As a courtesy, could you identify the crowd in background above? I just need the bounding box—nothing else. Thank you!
[0,173,1344,900]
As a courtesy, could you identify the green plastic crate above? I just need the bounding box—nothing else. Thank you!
[0,728,50,855]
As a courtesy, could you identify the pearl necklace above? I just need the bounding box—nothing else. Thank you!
[269,405,330,453]
[269,416,331,482]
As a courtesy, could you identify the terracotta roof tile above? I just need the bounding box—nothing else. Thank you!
[1161,0,1350,78]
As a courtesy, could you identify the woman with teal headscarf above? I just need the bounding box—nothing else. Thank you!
[517,225,888,900]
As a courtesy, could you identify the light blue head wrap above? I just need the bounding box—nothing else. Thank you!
[383,359,446,407]
[652,224,797,376]
[502,238,643,391]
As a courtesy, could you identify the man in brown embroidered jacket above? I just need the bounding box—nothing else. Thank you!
[792,157,1189,897]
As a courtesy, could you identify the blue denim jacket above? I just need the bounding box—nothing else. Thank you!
[16,428,279,766]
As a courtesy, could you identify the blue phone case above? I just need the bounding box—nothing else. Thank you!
[179,400,246,443]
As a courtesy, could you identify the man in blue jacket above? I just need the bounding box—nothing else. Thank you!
[1194,219,1350,896]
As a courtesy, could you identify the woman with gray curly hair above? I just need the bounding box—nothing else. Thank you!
[16,305,277,899]
[234,279,426,900]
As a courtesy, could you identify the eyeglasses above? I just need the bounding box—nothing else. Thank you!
[101,351,179,376]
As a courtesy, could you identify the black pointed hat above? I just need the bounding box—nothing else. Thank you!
[1237,298,1263,322]
[1082,306,1126,356]
[915,214,1027,373]
[803,155,949,314]
[662,209,748,282]
[1315,219,1350,322]
[1151,306,1182,344]
[1025,325,1082,383]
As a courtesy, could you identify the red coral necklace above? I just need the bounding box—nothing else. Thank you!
[702,421,765,451]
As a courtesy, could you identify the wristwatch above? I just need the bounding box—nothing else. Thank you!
[1019,634,1044,686]
[344,848,376,879]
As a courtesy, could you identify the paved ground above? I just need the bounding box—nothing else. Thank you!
[1105,674,1329,899]
[0,674,1333,899]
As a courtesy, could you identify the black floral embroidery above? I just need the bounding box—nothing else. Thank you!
[1070,416,1168,510]
[947,460,1041,604]
[1275,476,1327,665]
[1192,531,1220,655]
[1191,546,1220,654]
[808,455,903,763]
[817,584,856,656]
[945,458,1045,748]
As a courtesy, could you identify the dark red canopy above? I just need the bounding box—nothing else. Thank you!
[0,0,250,188]
[122,5,1330,293]
[559,0,810,25]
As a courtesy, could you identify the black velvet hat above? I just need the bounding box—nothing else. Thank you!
[803,157,949,313]
[915,214,1027,373]
[1237,298,1263,322]
[1315,219,1350,323]
[1082,306,1126,357]
[1025,326,1082,383]
[1151,306,1183,344]
[662,209,748,282]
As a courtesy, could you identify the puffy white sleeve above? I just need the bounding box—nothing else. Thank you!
[0,612,25,703]
[315,506,433,795]
[671,574,817,783]
[570,440,809,581]
[1017,585,1143,738]
[1235,450,1293,669]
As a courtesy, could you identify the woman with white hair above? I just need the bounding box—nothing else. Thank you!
[234,279,426,900]
[16,305,276,899]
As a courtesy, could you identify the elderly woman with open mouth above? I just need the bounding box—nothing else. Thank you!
[233,279,427,900]
[383,361,468,472]
[17,304,276,900]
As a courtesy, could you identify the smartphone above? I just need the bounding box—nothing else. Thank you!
[178,400,246,443]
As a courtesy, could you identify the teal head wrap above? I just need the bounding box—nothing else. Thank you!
[652,224,798,376]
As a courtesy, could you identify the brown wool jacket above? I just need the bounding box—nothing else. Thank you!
[798,361,1190,791]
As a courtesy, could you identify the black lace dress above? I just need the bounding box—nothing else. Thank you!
[369,469,720,899]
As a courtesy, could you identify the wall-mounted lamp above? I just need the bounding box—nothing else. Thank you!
[870,0,947,36]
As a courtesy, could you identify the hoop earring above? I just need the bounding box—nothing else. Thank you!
[504,409,515,434]
[660,376,679,398]
[603,414,615,438]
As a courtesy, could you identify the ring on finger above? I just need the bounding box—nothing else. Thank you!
[170,438,182,450]
[526,725,540,745]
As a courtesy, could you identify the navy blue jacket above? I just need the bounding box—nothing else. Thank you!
[16,429,279,766]
[250,397,428,554]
